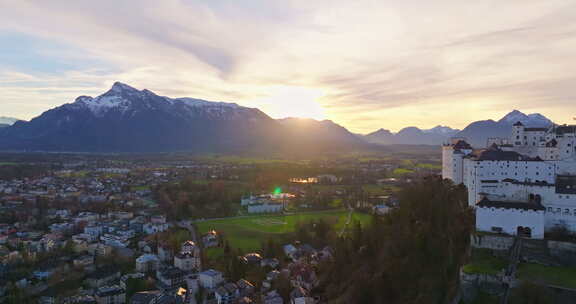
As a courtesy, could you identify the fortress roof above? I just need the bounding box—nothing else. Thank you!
[555,125,576,135]
[525,127,548,132]
[453,140,472,150]
[477,197,545,211]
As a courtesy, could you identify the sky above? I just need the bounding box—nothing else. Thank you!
[1,0,576,133]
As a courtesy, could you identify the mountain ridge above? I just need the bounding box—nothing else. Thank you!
[0,83,365,153]
[364,110,554,146]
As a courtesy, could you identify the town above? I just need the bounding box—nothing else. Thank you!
[0,153,439,303]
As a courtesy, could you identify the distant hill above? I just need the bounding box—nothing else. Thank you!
[455,110,553,146]
[365,110,554,147]
[0,82,367,153]
[365,125,459,145]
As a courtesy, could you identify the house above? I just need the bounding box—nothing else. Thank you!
[86,268,121,288]
[236,279,255,297]
[174,252,199,272]
[283,244,297,258]
[129,290,161,304]
[373,204,391,215]
[202,230,219,248]
[241,253,262,265]
[198,269,224,289]
[95,285,126,304]
[156,267,185,292]
[73,255,95,268]
[181,241,199,256]
[130,290,161,304]
[263,290,284,304]
[143,222,169,235]
[157,244,173,262]
[135,254,159,273]
[215,282,239,304]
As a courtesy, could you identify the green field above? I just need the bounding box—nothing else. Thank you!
[462,249,507,275]
[517,263,576,289]
[131,185,150,191]
[392,168,414,176]
[196,210,372,252]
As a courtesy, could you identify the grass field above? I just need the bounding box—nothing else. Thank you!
[392,168,415,176]
[131,185,150,191]
[462,249,507,275]
[196,210,372,252]
[517,263,576,289]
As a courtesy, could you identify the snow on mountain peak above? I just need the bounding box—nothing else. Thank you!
[70,82,244,117]
[498,110,552,126]
[109,81,140,94]
[499,110,528,123]
[423,125,459,135]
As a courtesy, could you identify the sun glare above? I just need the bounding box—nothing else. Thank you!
[255,85,326,120]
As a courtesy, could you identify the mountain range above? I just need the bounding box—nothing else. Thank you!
[0,82,556,152]
[0,82,363,153]
[365,125,460,145]
[365,110,553,147]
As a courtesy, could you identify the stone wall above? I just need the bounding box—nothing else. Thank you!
[548,241,576,266]
[471,234,514,251]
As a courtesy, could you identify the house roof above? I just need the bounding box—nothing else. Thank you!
[525,127,548,132]
[453,140,472,150]
[468,145,540,161]
[555,125,576,135]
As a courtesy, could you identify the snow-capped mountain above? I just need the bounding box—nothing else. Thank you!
[422,125,460,136]
[497,110,552,127]
[0,82,366,153]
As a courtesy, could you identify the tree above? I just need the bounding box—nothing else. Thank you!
[318,178,474,304]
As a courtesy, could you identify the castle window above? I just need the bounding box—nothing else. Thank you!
[565,209,570,215]
[547,207,552,212]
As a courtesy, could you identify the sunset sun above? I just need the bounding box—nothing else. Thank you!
[255,85,327,120]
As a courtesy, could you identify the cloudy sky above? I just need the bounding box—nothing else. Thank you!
[1,0,576,133]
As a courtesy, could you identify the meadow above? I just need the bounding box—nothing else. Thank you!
[196,210,372,253]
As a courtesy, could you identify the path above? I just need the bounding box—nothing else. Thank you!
[500,237,522,304]
[338,206,354,237]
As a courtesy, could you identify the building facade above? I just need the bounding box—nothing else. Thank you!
[442,122,576,239]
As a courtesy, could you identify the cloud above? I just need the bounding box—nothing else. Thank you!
[0,0,576,132]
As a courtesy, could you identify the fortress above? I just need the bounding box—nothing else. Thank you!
[442,122,576,239]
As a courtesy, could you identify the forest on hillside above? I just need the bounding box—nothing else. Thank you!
[315,178,474,303]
